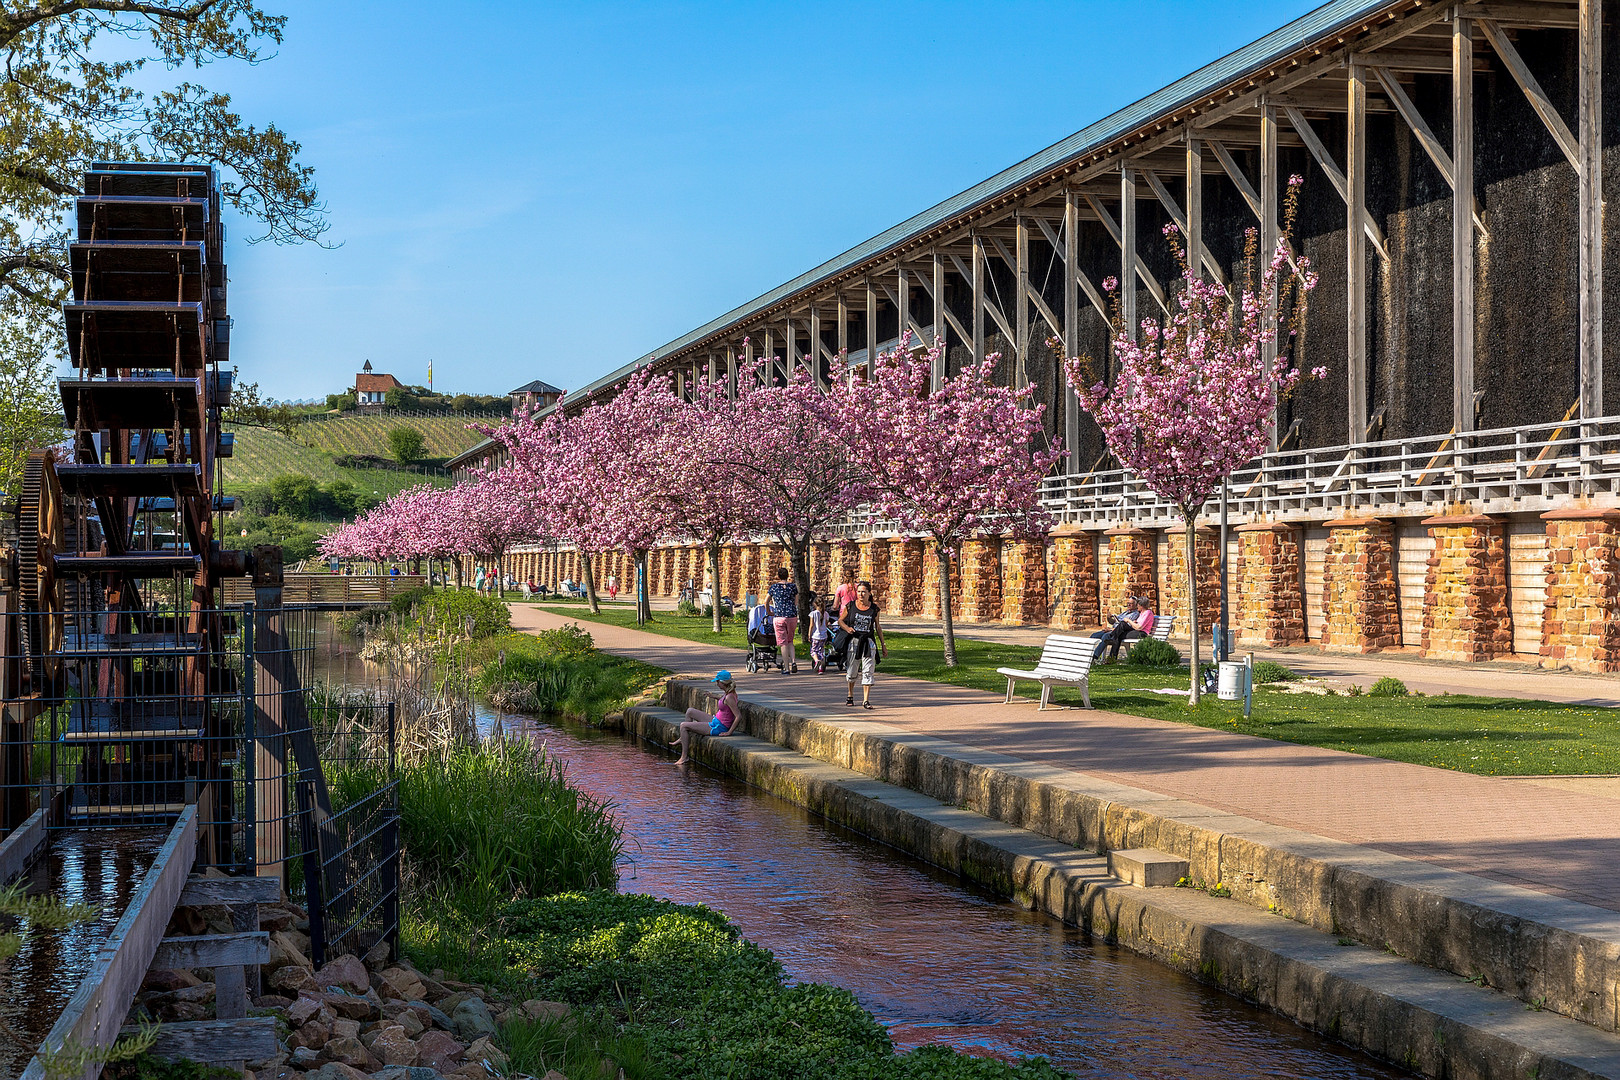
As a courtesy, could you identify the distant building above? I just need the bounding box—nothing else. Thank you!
[509,378,563,413]
[355,360,405,412]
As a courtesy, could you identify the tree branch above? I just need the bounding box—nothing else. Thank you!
[0,0,223,48]
[0,164,77,196]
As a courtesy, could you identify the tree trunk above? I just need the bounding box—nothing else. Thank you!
[1185,513,1201,705]
[708,541,724,633]
[937,541,958,667]
[495,551,505,597]
[581,556,601,615]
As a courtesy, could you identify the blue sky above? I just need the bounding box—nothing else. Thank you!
[208,1,1320,401]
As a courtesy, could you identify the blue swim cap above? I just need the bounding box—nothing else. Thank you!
[713,670,733,683]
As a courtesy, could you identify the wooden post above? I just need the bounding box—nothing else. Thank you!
[809,308,823,388]
[897,265,909,349]
[837,293,848,365]
[725,343,737,398]
[762,328,775,385]
[1015,214,1031,386]
[1261,103,1280,447]
[1455,17,1476,434]
[932,249,946,389]
[1064,188,1081,463]
[865,279,877,372]
[972,232,986,360]
[1185,134,1205,284]
[1579,0,1603,425]
[1121,166,1137,342]
[1347,64,1369,444]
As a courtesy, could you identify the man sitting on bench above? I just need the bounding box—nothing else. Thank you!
[1092,596,1155,663]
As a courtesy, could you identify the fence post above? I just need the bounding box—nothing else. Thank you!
[296,778,327,966]
[383,702,400,961]
[241,602,256,872]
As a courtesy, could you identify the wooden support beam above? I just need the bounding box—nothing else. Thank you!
[1015,214,1030,384]
[1120,165,1137,340]
[919,257,973,349]
[125,1017,279,1065]
[1284,106,1390,260]
[1063,187,1082,461]
[879,281,929,344]
[980,237,1022,342]
[1479,18,1582,172]
[1037,211,1109,321]
[932,250,945,390]
[1185,135,1204,284]
[1085,192,1169,314]
[1347,64,1370,444]
[971,236,986,359]
[0,808,45,886]
[1579,0,1603,421]
[1261,103,1280,446]
[1373,65,1489,235]
[865,280,877,371]
[1454,18,1477,433]
[835,296,847,366]
[1207,137,1263,219]
[177,875,280,907]
[896,266,909,347]
[1143,168,1226,284]
[151,931,270,970]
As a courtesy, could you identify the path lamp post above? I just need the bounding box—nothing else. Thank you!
[1218,480,1230,663]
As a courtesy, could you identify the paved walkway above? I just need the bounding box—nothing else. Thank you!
[512,604,1620,913]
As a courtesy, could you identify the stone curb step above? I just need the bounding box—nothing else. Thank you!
[660,680,1620,1037]
[625,702,1620,1080]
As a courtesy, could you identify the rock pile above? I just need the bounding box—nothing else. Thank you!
[137,899,572,1080]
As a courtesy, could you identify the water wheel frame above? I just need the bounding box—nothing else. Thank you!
[18,448,67,685]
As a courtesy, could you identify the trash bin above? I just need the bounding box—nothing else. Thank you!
[1218,661,1246,701]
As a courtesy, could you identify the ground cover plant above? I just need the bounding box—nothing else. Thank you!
[544,606,1620,777]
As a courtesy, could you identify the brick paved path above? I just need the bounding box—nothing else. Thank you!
[512,606,1620,913]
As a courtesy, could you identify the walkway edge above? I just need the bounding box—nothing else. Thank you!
[658,679,1620,1037]
[622,702,1620,1080]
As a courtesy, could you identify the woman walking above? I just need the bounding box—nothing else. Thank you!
[767,567,800,673]
[671,671,741,766]
[839,580,887,708]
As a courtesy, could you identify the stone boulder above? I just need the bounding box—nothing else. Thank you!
[450,997,496,1040]
[316,954,371,994]
[411,1030,464,1074]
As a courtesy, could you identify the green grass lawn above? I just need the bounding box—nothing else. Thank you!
[542,607,1620,778]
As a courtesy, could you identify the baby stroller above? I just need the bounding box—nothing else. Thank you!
[744,602,783,673]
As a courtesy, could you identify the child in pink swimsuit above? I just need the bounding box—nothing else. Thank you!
[672,670,741,766]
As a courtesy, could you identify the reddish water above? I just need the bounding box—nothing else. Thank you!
[0,828,164,1077]
[509,712,1410,1079]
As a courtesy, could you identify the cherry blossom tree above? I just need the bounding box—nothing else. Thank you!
[447,468,546,597]
[698,357,862,641]
[825,333,1061,666]
[1060,176,1320,703]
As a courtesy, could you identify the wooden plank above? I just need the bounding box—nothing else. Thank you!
[122,1016,279,1063]
[1578,0,1603,422]
[1454,18,1477,434]
[1120,166,1138,339]
[1284,106,1390,260]
[151,931,269,969]
[0,808,46,885]
[178,874,282,907]
[1206,138,1263,219]
[931,251,945,390]
[1085,192,1169,314]
[23,807,197,1080]
[1479,18,1581,172]
[1260,103,1280,447]
[1346,65,1369,445]
[1143,167,1225,284]
[1015,214,1030,384]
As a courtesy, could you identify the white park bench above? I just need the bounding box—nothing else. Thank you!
[997,634,1097,711]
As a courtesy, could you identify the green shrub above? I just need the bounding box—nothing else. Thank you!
[1368,675,1409,697]
[484,892,1067,1080]
[415,589,510,638]
[531,623,595,660]
[1126,637,1180,667]
[388,425,427,463]
[388,584,434,616]
[675,597,699,617]
[335,606,389,635]
[1250,660,1297,683]
[396,740,622,917]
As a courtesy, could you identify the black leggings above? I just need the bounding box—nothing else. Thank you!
[1097,622,1134,661]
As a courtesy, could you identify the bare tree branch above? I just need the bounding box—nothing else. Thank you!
[0,0,223,49]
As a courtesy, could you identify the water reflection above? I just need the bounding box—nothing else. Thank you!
[0,829,164,1078]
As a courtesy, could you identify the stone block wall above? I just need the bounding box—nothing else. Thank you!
[1103,528,1156,617]
[1161,526,1221,633]
[1421,514,1512,661]
[1540,509,1620,672]
[1048,529,1100,630]
[738,545,758,601]
[958,537,1003,622]
[1235,524,1306,647]
[860,539,892,606]
[810,541,832,598]
[1320,518,1400,652]
[921,545,960,619]
[721,544,740,601]
[890,537,925,616]
[836,541,862,592]
[1001,539,1049,624]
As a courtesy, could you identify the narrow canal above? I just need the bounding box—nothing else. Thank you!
[493,709,1408,1079]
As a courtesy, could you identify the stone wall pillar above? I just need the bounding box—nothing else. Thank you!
[1162,526,1221,636]
[1102,527,1156,617]
[1001,538,1050,625]
[921,544,960,619]
[1540,509,1620,672]
[721,544,741,602]
[859,538,892,606]
[1048,528,1100,630]
[739,544,759,602]
[1421,514,1512,661]
[836,541,861,593]
[678,546,697,596]
[889,537,924,616]
[810,541,832,598]
[957,536,1003,622]
[1234,523,1305,647]
[1320,517,1400,653]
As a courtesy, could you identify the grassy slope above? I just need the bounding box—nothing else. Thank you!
[223,423,458,497]
[299,413,497,458]
[544,607,1620,777]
